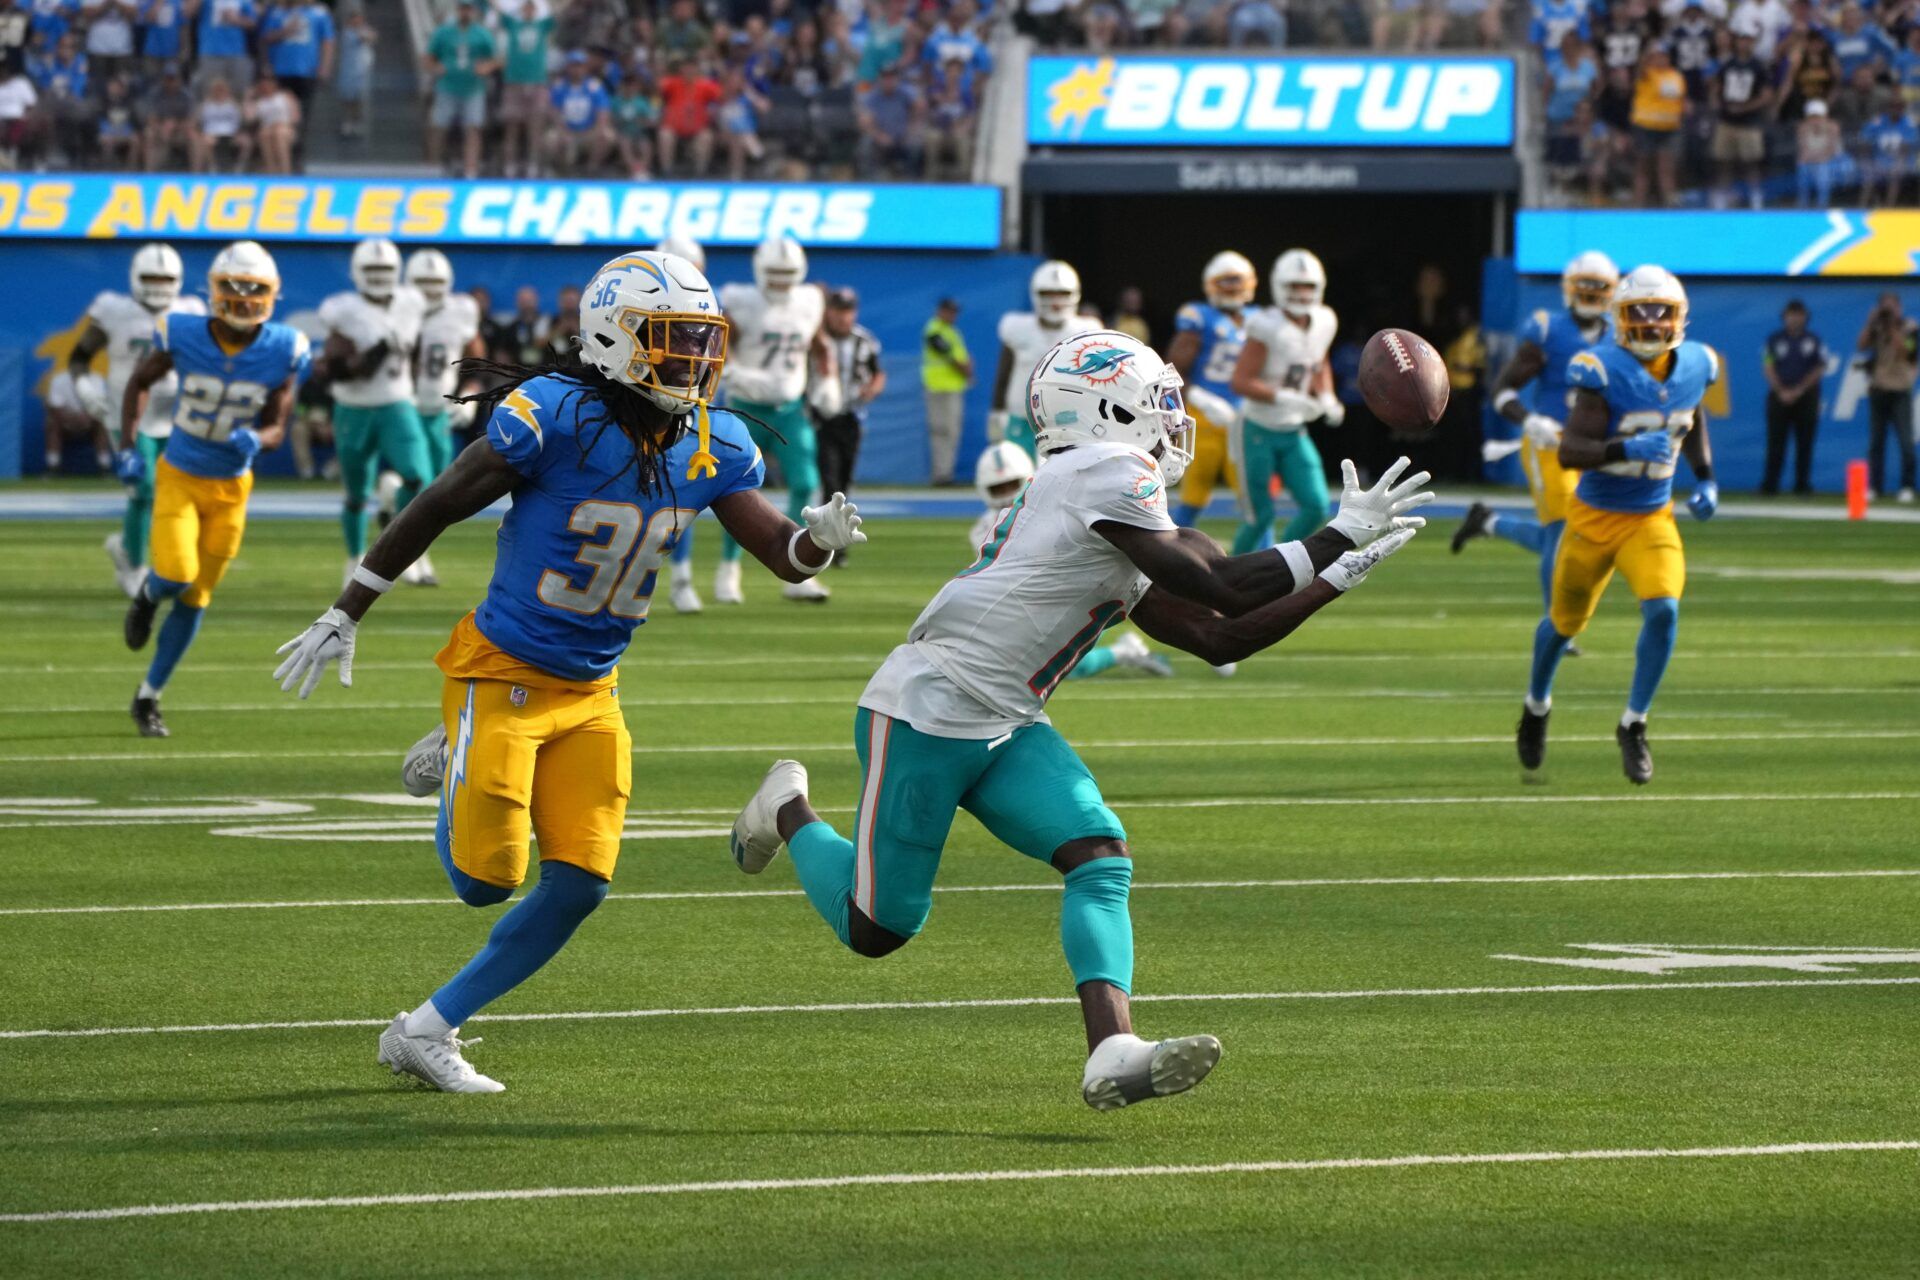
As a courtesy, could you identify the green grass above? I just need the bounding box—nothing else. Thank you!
[1,509,1917,1278]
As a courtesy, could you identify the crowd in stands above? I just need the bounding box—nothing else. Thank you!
[1012,0,1515,51]
[1536,0,1920,206]
[421,0,992,181]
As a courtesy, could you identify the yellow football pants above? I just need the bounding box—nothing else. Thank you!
[1179,406,1235,510]
[149,455,251,608]
[1549,498,1686,637]
[1522,435,1578,524]
[439,677,632,888]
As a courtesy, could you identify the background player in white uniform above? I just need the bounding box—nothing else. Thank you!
[389,249,485,586]
[68,243,207,596]
[990,260,1103,460]
[1229,249,1343,554]
[731,330,1431,1111]
[320,237,430,584]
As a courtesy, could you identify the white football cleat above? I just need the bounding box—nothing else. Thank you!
[1108,631,1172,677]
[104,532,142,598]
[377,1012,505,1093]
[670,567,703,613]
[782,576,831,603]
[1211,662,1238,678]
[408,553,440,587]
[731,758,808,874]
[1081,1032,1222,1112]
[401,723,448,799]
[376,470,403,519]
[713,560,744,605]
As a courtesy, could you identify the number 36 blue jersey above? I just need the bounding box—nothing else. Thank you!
[470,374,766,683]
[1567,341,1717,514]
[156,316,311,479]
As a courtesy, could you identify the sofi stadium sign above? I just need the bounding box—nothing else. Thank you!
[1028,55,1515,148]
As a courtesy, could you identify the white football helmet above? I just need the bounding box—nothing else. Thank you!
[578,250,729,414]
[752,234,806,295]
[655,235,707,272]
[208,240,279,330]
[1271,249,1325,318]
[1027,330,1193,485]
[1613,264,1688,362]
[1030,260,1082,325]
[350,237,402,301]
[129,242,183,312]
[973,439,1035,507]
[403,248,453,305]
[1202,250,1255,312]
[1562,250,1620,321]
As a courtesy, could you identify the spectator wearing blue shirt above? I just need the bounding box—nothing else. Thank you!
[1860,90,1918,204]
[139,0,184,66]
[924,57,975,179]
[1530,0,1590,51]
[1761,300,1827,496]
[544,50,615,176]
[28,0,76,46]
[260,0,333,115]
[1832,5,1896,80]
[920,1,989,93]
[31,30,89,160]
[188,0,258,91]
[717,63,765,178]
[858,62,920,176]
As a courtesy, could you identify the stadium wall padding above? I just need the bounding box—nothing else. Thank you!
[4,242,1041,483]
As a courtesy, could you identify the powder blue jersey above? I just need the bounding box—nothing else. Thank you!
[1172,301,1248,405]
[1567,340,1717,514]
[156,316,311,479]
[474,375,766,682]
[1519,307,1609,420]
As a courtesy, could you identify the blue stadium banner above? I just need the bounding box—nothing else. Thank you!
[1517,209,1920,278]
[0,176,1003,250]
[1027,54,1515,148]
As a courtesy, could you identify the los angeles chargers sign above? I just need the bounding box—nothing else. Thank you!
[1028,55,1515,149]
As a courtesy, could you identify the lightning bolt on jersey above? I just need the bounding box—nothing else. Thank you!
[1567,341,1718,514]
[319,288,425,407]
[1520,307,1611,420]
[1240,305,1337,430]
[87,290,208,438]
[1173,300,1249,407]
[996,311,1105,412]
[414,293,482,415]
[720,282,824,407]
[861,442,1173,738]
[155,316,310,478]
[473,374,766,682]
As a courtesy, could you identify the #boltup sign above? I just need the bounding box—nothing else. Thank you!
[0,176,1004,250]
[1029,54,1515,148]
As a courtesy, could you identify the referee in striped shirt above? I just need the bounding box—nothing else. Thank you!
[810,288,886,562]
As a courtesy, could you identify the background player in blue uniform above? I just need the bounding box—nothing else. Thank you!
[118,241,309,738]
[272,250,867,1093]
[1518,266,1718,785]
[1165,250,1253,529]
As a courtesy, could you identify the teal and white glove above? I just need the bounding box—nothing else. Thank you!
[272,607,357,699]
[802,492,866,552]
[1327,456,1434,548]
[1320,525,1418,593]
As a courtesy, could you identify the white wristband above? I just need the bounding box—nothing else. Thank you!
[1493,388,1520,414]
[351,564,394,594]
[1274,540,1314,596]
[787,529,829,576]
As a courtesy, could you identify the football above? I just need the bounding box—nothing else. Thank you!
[1358,328,1450,429]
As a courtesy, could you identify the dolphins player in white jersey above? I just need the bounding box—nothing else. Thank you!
[69,243,207,597]
[387,248,485,586]
[990,260,1103,461]
[732,331,1431,1109]
[320,237,431,586]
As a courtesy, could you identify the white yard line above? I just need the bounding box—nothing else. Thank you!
[2,867,1915,918]
[3,1139,1914,1225]
[3,976,1915,1041]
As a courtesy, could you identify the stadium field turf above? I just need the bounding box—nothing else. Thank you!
[1,507,1916,1277]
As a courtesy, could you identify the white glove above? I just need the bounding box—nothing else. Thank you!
[1327,456,1435,548]
[1268,388,1322,423]
[801,492,867,552]
[445,398,477,430]
[1319,525,1418,593]
[1522,413,1563,450]
[73,371,110,423]
[987,410,1009,443]
[1315,390,1345,427]
[272,607,357,699]
[1481,437,1525,463]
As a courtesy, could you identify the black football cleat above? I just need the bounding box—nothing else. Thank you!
[124,589,158,651]
[1617,721,1653,785]
[1517,705,1549,771]
[130,694,168,738]
[1451,502,1494,553]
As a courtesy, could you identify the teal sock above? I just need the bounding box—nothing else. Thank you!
[1067,647,1117,680]
[719,529,743,563]
[123,492,152,565]
[787,821,855,945]
[1060,857,1134,993]
[341,502,368,557]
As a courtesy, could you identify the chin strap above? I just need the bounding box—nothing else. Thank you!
[684,401,718,481]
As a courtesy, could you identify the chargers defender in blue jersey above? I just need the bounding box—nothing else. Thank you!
[1455,251,1618,623]
[118,241,310,739]
[1165,251,1254,529]
[1519,265,1719,785]
[272,251,868,1093]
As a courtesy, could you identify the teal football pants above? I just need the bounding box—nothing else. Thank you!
[334,401,432,557]
[1230,421,1331,553]
[121,434,166,566]
[720,397,816,563]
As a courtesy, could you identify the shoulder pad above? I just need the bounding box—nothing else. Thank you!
[1567,349,1609,388]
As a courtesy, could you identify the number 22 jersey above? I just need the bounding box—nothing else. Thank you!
[155,316,310,478]
[1567,341,1717,514]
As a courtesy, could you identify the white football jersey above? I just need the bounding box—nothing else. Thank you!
[319,287,425,407]
[861,442,1174,738]
[414,293,482,415]
[997,311,1105,413]
[1240,305,1338,430]
[87,290,208,438]
[721,282,824,406]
